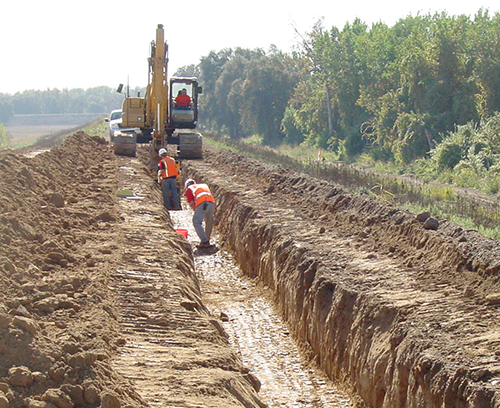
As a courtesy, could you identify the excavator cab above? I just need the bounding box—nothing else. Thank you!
[169,77,202,129]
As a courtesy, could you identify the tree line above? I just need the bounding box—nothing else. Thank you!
[3,9,500,186]
[191,10,500,166]
[0,87,143,124]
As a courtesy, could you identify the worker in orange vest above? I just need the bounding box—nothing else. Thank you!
[157,148,181,210]
[184,178,215,248]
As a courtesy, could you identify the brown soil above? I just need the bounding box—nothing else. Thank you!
[1,131,500,407]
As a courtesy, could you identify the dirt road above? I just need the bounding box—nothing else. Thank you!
[1,132,500,407]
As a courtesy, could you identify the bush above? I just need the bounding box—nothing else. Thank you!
[435,143,463,169]
[368,145,394,162]
[452,164,479,188]
[485,176,500,194]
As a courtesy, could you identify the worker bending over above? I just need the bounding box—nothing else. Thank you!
[157,148,181,210]
[184,178,215,248]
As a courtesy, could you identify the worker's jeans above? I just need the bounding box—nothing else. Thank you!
[193,201,215,243]
[161,178,180,210]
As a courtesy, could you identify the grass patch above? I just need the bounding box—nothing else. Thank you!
[203,134,500,240]
[83,120,108,138]
[10,136,40,150]
[32,118,107,148]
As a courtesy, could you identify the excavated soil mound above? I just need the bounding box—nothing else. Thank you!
[0,133,263,408]
[0,132,143,406]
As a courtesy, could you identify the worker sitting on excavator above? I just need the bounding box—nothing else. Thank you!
[174,88,193,110]
[157,148,181,210]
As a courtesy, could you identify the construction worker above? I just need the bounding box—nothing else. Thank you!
[157,148,181,210]
[184,178,215,248]
[174,88,193,110]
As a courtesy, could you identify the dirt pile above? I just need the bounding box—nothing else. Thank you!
[3,130,500,407]
[182,145,500,407]
[0,133,263,407]
[0,132,144,406]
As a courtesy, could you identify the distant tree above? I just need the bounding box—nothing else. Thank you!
[198,49,235,130]
[198,47,268,135]
[0,123,11,149]
[4,86,127,115]
[214,54,251,139]
[175,64,200,77]
[286,20,368,154]
[280,106,303,145]
[240,53,300,145]
[468,10,500,116]
[0,95,14,123]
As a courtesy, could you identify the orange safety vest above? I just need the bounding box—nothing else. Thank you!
[189,184,215,208]
[159,157,179,179]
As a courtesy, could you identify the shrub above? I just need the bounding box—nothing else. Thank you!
[452,164,479,188]
[435,143,463,169]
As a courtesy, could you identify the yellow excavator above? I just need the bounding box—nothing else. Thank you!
[117,24,203,161]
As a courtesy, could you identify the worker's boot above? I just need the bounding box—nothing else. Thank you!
[196,241,211,248]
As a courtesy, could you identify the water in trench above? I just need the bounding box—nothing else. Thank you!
[171,208,353,408]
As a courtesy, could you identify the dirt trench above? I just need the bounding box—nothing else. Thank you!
[0,133,265,407]
[167,209,353,408]
[110,154,267,408]
[181,144,500,407]
[1,132,500,407]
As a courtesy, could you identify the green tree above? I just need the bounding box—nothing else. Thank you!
[240,53,299,145]
[469,10,500,116]
[285,19,372,155]
[214,54,252,139]
[284,22,340,149]
[5,86,126,115]
[175,64,200,77]
[198,49,235,130]
[0,95,14,123]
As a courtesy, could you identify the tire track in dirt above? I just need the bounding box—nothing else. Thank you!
[110,153,265,408]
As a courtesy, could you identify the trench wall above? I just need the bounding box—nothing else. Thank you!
[185,163,500,408]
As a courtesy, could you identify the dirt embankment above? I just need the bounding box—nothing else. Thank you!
[0,133,142,407]
[0,133,263,407]
[182,145,500,407]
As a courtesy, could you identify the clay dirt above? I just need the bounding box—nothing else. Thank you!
[0,131,500,407]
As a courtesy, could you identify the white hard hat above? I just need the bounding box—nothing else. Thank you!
[184,178,195,189]
[158,148,167,156]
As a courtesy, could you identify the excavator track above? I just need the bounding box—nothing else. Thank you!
[178,132,203,159]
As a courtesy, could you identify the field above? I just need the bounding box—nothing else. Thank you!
[4,114,105,148]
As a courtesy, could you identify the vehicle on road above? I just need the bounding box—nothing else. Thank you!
[105,109,122,141]
[105,109,138,142]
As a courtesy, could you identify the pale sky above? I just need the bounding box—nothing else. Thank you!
[1,0,499,94]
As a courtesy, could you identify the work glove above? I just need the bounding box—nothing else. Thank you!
[157,170,162,184]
